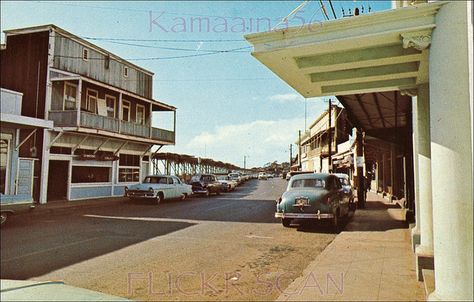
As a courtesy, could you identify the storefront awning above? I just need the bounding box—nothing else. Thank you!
[245,2,443,140]
[245,2,442,98]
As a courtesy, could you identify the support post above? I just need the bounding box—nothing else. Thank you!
[414,84,434,281]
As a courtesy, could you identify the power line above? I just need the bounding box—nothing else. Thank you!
[98,40,250,53]
[319,0,330,20]
[81,36,246,43]
[328,0,338,19]
[53,45,251,61]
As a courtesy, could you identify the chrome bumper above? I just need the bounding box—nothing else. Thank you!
[126,192,156,199]
[275,210,334,220]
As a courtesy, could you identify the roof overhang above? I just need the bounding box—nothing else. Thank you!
[245,2,444,97]
[0,113,54,129]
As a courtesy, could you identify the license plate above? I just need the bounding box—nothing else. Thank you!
[295,197,309,206]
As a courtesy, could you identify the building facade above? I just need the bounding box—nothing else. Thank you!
[0,25,176,203]
[1,88,53,204]
[298,105,350,173]
[246,1,473,300]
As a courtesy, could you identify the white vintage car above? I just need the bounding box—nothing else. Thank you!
[124,175,192,204]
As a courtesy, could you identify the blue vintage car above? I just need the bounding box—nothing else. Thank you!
[124,175,192,204]
[275,173,351,230]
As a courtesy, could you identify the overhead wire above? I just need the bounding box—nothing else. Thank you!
[319,0,330,20]
[328,0,338,19]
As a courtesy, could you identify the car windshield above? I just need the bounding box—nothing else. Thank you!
[143,176,168,184]
[191,176,201,182]
[338,178,349,185]
[217,176,228,180]
[291,178,325,188]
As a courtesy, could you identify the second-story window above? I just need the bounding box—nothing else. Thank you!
[123,66,129,77]
[122,100,130,122]
[136,104,145,125]
[82,48,89,61]
[86,89,98,114]
[64,82,77,110]
[105,95,116,118]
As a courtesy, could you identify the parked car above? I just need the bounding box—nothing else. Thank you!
[228,173,242,184]
[0,195,35,226]
[268,173,274,179]
[275,173,350,231]
[285,170,315,181]
[334,173,356,211]
[190,174,223,196]
[124,175,192,204]
[216,175,237,192]
[258,172,268,180]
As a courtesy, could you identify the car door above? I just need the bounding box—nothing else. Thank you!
[336,177,349,215]
[173,176,184,196]
[328,176,343,214]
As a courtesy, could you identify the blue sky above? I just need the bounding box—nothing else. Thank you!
[1,1,392,168]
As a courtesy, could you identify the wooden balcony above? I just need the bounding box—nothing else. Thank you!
[48,110,175,144]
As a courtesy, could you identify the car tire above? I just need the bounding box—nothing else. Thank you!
[1,212,9,226]
[282,218,292,227]
[155,193,163,205]
[181,193,187,201]
[331,210,341,233]
[216,189,221,196]
[349,201,356,212]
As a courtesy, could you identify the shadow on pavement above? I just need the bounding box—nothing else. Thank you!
[1,217,195,279]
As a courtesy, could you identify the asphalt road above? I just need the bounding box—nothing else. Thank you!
[1,178,336,301]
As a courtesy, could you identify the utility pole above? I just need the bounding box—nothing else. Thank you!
[289,144,293,167]
[328,99,333,173]
[298,130,302,170]
[243,155,246,170]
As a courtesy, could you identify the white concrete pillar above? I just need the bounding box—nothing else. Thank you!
[414,84,434,280]
[428,1,473,300]
[411,95,421,251]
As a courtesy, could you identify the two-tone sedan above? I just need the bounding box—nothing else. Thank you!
[124,175,192,204]
[275,173,350,231]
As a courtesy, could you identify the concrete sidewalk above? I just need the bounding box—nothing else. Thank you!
[277,192,424,301]
[14,197,127,217]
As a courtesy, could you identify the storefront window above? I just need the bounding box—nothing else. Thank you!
[72,166,111,183]
[118,167,140,182]
[118,154,140,182]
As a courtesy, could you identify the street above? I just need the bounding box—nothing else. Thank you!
[1,179,336,301]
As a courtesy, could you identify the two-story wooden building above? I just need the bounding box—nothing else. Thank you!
[0,24,176,203]
[297,105,350,173]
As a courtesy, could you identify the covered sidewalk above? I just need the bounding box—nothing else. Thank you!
[276,192,425,301]
[245,1,473,300]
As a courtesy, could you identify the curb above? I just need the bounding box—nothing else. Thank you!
[14,197,128,218]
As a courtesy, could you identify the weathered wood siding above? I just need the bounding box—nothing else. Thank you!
[53,33,153,98]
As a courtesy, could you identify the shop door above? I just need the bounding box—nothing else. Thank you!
[16,158,34,196]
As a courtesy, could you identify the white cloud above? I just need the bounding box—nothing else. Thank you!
[182,118,305,167]
[268,93,303,102]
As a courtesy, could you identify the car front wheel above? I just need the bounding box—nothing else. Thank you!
[1,212,9,226]
[155,193,163,205]
[282,218,292,227]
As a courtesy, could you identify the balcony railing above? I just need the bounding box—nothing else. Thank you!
[121,119,150,138]
[81,111,120,133]
[48,110,175,144]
